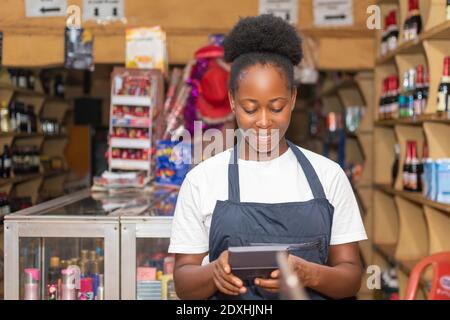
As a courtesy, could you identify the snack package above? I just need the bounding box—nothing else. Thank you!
[155,140,192,186]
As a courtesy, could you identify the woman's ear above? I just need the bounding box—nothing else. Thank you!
[290,87,298,111]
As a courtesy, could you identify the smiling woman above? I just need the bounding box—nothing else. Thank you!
[169,14,367,300]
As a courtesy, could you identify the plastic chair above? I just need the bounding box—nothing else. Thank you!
[405,252,450,300]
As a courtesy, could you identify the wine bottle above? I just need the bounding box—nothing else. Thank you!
[409,141,421,192]
[387,11,399,52]
[404,0,422,41]
[392,143,400,188]
[414,65,426,117]
[437,56,450,115]
[403,141,412,191]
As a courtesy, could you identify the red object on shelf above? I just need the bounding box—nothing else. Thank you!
[405,252,450,300]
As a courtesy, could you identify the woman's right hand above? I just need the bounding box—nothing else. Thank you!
[213,250,247,296]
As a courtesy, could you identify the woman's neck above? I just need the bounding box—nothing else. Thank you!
[239,138,289,161]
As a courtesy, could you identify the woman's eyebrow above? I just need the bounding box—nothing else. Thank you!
[269,97,288,102]
[239,98,259,103]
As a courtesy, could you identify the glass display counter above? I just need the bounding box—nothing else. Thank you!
[3,186,179,300]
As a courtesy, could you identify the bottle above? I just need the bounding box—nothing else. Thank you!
[404,0,422,41]
[387,11,399,52]
[61,265,80,300]
[47,257,60,300]
[0,101,10,133]
[2,145,12,179]
[447,0,450,20]
[421,142,429,196]
[414,65,426,117]
[79,278,94,300]
[392,144,400,188]
[379,78,388,119]
[96,274,104,300]
[403,141,412,191]
[437,56,450,115]
[389,76,399,119]
[24,268,40,300]
[410,141,422,192]
[8,101,17,132]
[406,68,416,118]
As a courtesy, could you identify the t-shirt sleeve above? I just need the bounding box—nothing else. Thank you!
[327,164,368,245]
[168,174,209,254]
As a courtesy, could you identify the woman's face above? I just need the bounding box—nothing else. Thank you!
[229,64,296,157]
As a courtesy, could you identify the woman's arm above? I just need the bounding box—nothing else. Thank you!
[289,242,363,299]
[255,242,363,299]
[174,251,247,300]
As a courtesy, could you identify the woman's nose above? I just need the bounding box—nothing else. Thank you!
[256,109,272,128]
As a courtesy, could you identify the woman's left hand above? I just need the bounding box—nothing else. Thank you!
[254,255,320,293]
[254,270,281,293]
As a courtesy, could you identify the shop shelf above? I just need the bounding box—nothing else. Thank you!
[375,184,450,216]
[373,190,398,246]
[111,117,151,128]
[110,159,150,171]
[110,138,151,149]
[111,95,152,107]
[394,125,425,191]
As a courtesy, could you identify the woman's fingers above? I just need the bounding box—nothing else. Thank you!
[254,278,280,290]
[213,277,239,296]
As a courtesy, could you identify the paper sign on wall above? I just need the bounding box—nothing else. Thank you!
[24,0,67,17]
[83,0,124,21]
[259,0,298,25]
[313,0,353,27]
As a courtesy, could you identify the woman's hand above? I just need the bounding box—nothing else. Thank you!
[255,255,320,293]
[254,270,281,293]
[213,250,247,296]
[288,255,320,288]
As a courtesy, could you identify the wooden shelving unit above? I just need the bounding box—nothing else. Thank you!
[372,1,450,300]
[0,83,72,207]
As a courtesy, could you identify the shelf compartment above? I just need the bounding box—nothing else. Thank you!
[111,117,151,128]
[355,72,375,132]
[110,138,151,149]
[423,40,450,114]
[111,95,152,107]
[423,122,450,159]
[394,125,425,191]
[11,175,43,205]
[110,159,150,171]
[376,183,450,216]
[374,127,396,185]
[373,190,399,246]
[394,196,428,262]
[374,64,398,121]
[421,0,448,32]
[424,206,450,255]
[322,95,343,114]
[357,133,374,186]
[41,99,69,124]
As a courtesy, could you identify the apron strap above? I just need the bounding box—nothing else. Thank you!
[287,140,327,199]
[228,145,241,202]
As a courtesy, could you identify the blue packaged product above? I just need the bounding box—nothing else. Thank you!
[436,159,450,204]
[155,140,192,186]
[423,160,436,201]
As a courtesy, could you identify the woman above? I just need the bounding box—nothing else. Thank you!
[168,14,367,300]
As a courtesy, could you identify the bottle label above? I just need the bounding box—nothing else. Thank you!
[381,41,388,56]
[410,173,418,190]
[78,292,94,300]
[438,92,447,112]
[4,159,11,168]
[403,171,410,189]
[387,37,397,51]
[47,284,58,300]
[414,99,423,116]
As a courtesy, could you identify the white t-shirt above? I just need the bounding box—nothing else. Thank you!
[168,145,368,258]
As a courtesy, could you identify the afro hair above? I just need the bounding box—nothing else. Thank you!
[224,14,303,65]
[223,14,303,95]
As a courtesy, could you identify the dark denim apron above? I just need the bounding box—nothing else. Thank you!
[209,141,334,300]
